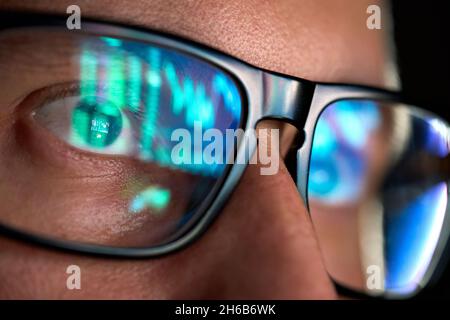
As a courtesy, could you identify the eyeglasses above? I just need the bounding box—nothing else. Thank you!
[0,11,448,299]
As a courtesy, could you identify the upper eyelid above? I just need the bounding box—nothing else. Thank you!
[33,83,146,132]
[15,81,80,117]
[17,81,109,117]
[38,82,81,105]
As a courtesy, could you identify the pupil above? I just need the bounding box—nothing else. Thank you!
[72,100,123,148]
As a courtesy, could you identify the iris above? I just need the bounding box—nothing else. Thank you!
[71,100,123,148]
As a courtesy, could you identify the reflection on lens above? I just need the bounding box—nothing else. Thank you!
[309,100,377,204]
[72,99,123,148]
[0,29,243,248]
[308,99,449,296]
[129,186,171,215]
[385,182,447,294]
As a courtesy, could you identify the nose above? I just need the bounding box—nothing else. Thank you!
[160,122,337,299]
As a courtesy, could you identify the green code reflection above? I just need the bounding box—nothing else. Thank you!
[31,34,243,246]
[129,186,171,214]
[74,37,241,177]
[72,100,123,148]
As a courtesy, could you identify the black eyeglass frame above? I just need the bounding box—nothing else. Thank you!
[0,11,449,299]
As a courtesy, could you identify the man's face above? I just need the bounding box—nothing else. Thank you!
[0,0,390,299]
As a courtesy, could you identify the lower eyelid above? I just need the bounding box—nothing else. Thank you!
[15,113,133,180]
[14,111,183,189]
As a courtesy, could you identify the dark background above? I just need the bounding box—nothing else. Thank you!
[392,1,450,298]
[392,1,450,121]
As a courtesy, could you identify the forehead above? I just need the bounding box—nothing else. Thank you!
[0,0,391,87]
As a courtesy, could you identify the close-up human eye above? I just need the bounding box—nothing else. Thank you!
[33,90,135,156]
[0,0,449,311]
[0,29,242,249]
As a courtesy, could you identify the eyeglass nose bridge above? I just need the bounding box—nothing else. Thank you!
[259,72,315,129]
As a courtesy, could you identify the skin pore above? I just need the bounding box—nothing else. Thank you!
[0,0,390,298]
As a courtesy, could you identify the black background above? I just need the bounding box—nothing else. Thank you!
[392,1,450,298]
[392,1,450,121]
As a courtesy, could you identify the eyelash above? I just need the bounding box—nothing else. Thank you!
[29,82,109,114]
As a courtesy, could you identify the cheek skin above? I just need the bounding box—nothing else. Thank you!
[0,117,198,247]
[0,0,388,299]
[0,160,336,299]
